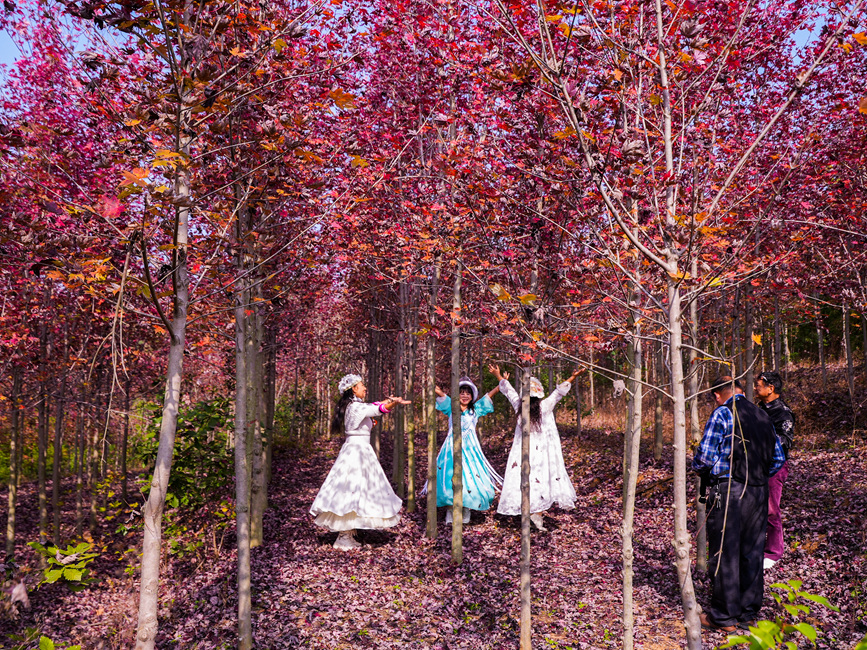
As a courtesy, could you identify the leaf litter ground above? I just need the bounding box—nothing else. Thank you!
[3,381,866,649]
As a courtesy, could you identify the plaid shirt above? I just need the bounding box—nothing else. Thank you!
[692,395,785,479]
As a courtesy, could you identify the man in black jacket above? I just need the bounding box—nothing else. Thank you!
[693,377,785,632]
[754,371,795,570]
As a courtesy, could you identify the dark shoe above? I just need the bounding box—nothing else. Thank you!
[700,612,736,633]
[737,620,756,630]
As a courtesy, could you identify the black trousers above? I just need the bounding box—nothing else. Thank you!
[706,480,769,626]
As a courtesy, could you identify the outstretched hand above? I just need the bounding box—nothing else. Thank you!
[567,368,585,383]
[388,396,412,406]
[488,363,510,381]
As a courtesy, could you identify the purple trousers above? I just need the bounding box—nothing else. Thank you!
[764,460,789,561]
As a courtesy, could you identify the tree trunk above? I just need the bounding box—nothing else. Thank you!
[573,367,582,437]
[773,299,782,373]
[667,283,702,649]
[862,312,867,378]
[264,325,277,491]
[426,259,441,539]
[622,316,643,650]
[450,261,463,564]
[89,376,101,536]
[53,376,67,546]
[393,282,407,497]
[519,369,532,650]
[589,347,596,410]
[249,280,266,548]
[654,343,664,462]
[37,384,49,545]
[816,298,827,390]
[75,388,85,537]
[843,301,855,402]
[689,263,706,573]
[784,323,791,385]
[134,129,192,650]
[5,369,21,559]
[744,287,755,402]
[406,282,418,512]
[234,275,253,650]
[122,376,131,502]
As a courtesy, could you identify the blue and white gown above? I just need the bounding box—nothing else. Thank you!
[433,395,503,511]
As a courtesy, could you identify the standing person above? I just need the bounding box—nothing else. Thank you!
[431,376,502,524]
[490,364,580,531]
[310,374,409,550]
[693,377,785,632]
[754,371,795,570]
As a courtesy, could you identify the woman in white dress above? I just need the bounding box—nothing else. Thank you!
[310,374,410,549]
[489,364,581,531]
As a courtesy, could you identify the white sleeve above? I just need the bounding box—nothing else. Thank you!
[541,381,572,413]
[499,378,520,413]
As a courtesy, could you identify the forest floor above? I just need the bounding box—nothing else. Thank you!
[2,365,867,649]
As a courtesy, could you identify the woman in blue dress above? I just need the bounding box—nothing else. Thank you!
[432,376,503,524]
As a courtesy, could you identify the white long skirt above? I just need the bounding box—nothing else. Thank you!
[497,426,577,516]
[310,436,402,531]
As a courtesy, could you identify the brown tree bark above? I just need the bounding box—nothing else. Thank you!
[52,375,67,546]
[5,369,22,559]
[425,259,441,539]
[450,261,463,564]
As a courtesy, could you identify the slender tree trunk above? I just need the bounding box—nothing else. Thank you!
[122,376,131,502]
[862,312,867,378]
[519,368,532,650]
[654,343,664,462]
[733,296,742,378]
[426,259,441,539]
[393,284,407,497]
[264,325,277,491]
[234,275,253,650]
[450,261,463,564]
[773,299,782,373]
[784,323,791,385]
[744,287,755,402]
[89,376,101,536]
[622,319,643,650]
[688,262,706,573]
[668,284,702,648]
[249,279,266,548]
[573,367,582,437]
[37,384,49,545]
[589,347,596,410]
[75,389,85,537]
[406,283,417,512]
[843,301,855,402]
[6,369,21,559]
[134,128,192,650]
[53,376,67,546]
[816,298,827,390]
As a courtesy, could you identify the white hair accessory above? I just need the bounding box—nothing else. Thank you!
[458,377,478,402]
[338,374,363,394]
[529,378,545,398]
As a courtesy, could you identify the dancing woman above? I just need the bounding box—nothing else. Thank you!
[310,374,409,549]
[490,364,580,531]
[431,376,503,524]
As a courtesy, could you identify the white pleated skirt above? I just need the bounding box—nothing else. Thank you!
[310,435,402,531]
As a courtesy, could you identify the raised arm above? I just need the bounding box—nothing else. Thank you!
[489,364,519,412]
[541,369,584,413]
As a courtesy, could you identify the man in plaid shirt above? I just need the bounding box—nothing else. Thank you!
[693,377,785,633]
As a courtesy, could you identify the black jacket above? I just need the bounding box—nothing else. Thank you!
[759,397,795,457]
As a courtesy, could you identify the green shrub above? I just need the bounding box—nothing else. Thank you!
[27,541,99,592]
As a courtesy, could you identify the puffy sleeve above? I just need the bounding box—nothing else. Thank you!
[349,402,383,420]
[499,378,520,413]
[541,381,572,413]
[474,395,494,418]
[436,395,451,414]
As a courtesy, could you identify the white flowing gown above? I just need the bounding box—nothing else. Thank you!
[496,379,577,516]
[310,399,402,531]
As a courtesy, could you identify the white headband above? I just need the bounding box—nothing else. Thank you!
[529,378,544,398]
[338,374,363,394]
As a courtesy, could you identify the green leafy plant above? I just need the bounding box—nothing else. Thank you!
[718,580,839,649]
[6,629,81,650]
[27,542,99,592]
